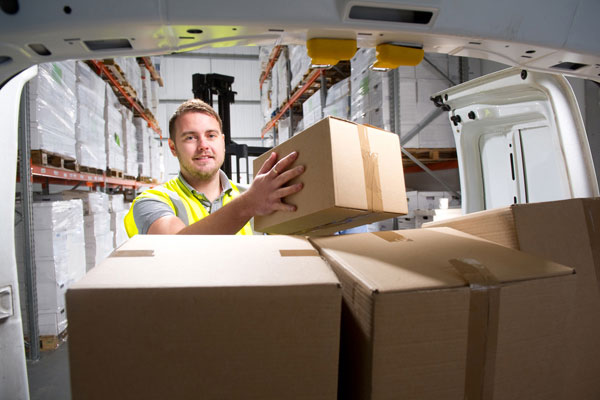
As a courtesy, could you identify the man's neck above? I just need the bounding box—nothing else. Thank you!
[181,170,222,202]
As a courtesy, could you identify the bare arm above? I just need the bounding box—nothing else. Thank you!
[147,151,304,235]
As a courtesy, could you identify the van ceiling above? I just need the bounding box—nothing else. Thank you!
[0,0,599,86]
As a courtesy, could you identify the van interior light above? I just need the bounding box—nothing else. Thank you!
[372,43,424,70]
[306,38,357,68]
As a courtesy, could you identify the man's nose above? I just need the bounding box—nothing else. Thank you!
[196,136,209,149]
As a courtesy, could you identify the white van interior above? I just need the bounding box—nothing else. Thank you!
[1,1,599,398]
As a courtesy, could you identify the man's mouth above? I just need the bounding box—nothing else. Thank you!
[193,154,213,161]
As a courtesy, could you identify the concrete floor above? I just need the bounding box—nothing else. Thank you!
[26,341,71,400]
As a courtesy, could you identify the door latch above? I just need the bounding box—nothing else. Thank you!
[0,285,14,320]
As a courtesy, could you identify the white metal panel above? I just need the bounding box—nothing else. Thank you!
[0,67,36,400]
[230,103,264,140]
[193,47,259,55]
[2,0,600,86]
[210,58,260,101]
[437,67,598,214]
[519,126,571,203]
[159,57,211,100]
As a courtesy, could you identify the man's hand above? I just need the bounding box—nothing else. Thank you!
[148,151,304,235]
[240,151,305,217]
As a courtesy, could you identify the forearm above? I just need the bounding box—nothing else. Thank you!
[176,193,253,235]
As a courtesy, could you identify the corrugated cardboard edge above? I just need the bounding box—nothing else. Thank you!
[111,249,155,257]
[308,235,377,400]
[279,249,320,257]
[450,258,500,400]
[423,207,520,250]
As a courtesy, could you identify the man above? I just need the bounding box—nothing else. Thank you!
[124,99,304,236]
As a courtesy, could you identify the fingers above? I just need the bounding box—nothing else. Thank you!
[272,202,297,212]
[274,165,304,186]
[256,152,278,175]
[275,183,303,199]
[270,151,298,177]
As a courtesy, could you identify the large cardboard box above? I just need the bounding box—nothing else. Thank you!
[67,235,342,400]
[424,198,600,399]
[310,228,576,400]
[253,117,407,235]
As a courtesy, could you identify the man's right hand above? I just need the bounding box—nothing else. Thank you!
[240,151,305,217]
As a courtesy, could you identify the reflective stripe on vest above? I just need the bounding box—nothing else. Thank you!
[124,176,253,237]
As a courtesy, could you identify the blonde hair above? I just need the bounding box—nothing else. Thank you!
[168,99,223,141]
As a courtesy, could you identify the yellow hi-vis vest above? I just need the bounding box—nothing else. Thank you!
[124,176,253,237]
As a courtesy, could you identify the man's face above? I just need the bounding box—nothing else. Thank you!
[169,111,225,181]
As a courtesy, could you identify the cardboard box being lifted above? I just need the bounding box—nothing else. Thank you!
[424,198,600,399]
[310,227,576,400]
[253,117,407,235]
[67,235,342,400]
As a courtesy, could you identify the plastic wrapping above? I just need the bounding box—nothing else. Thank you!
[85,231,114,271]
[141,67,153,110]
[289,44,312,91]
[278,117,292,143]
[29,61,77,158]
[323,78,350,119]
[105,85,125,171]
[258,46,274,72]
[121,108,138,177]
[275,55,289,108]
[108,194,126,212]
[110,209,129,248]
[76,105,106,169]
[60,190,109,215]
[260,77,275,124]
[134,117,150,177]
[75,62,107,169]
[150,79,159,116]
[84,212,112,238]
[148,136,163,181]
[302,89,322,128]
[14,199,86,334]
[350,49,392,131]
[114,57,143,100]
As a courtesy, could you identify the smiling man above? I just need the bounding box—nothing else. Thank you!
[124,99,304,236]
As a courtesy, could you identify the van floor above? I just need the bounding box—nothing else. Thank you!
[27,342,71,400]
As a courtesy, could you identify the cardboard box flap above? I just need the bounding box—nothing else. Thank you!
[310,227,573,293]
[71,235,340,289]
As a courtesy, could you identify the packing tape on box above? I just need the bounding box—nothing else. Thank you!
[371,231,412,242]
[279,249,320,257]
[449,258,500,400]
[111,250,155,257]
[357,125,384,212]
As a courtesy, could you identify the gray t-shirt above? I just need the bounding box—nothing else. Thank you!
[133,171,246,234]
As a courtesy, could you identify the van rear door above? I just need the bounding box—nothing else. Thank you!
[433,67,599,213]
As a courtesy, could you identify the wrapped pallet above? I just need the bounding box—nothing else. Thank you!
[104,85,125,173]
[75,61,106,170]
[289,44,311,91]
[121,107,138,178]
[109,194,128,248]
[397,53,456,148]
[60,191,113,271]
[350,48,392,132]
[133,117,150,178]
[323,77,350,120]
[29,61,77,159]
[15,199,86,336]
[114,57,143,100]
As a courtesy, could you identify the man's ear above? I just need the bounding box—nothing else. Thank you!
[168,138,177,157]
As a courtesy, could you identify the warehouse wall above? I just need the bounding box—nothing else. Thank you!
[156,47,264,184]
